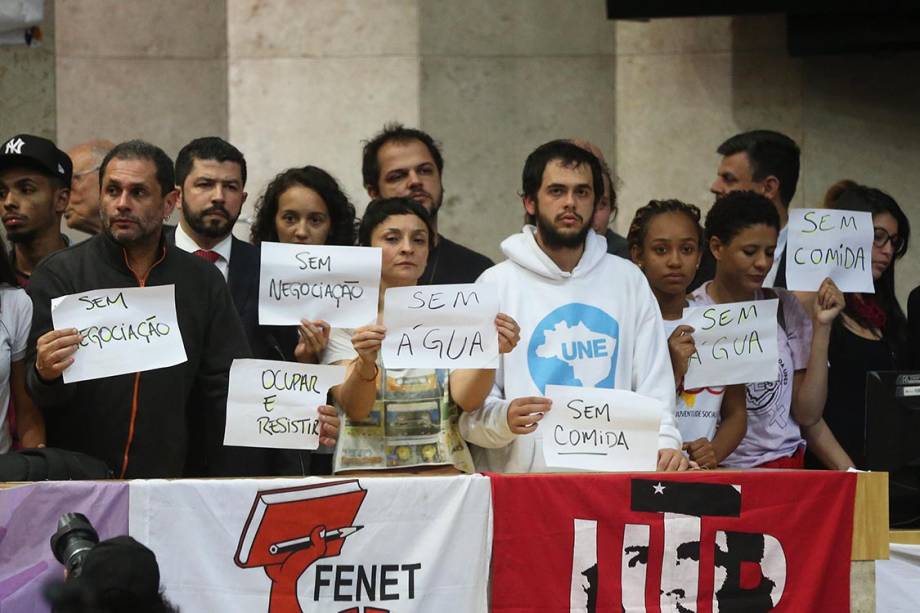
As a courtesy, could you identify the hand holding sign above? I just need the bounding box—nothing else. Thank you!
[293,319,331,364]
[381,284,500,369]
[541,385,662,472]
[224,359,346,450]
[34,327,81,382]
[507,396,552,434]
[812,277,845,326]
[666,324,696,384]
[786,209,874,292]
[50,285,187,383]
[258,243,381,327]
[681,299,779,389]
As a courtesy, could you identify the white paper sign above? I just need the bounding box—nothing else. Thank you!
[258,242,381,327]
[380,284,500,369]
[224,359,346,450]
[541,385,662,472]
[51,285,187,383]
[681,299,779,389]
[786,208,875,292]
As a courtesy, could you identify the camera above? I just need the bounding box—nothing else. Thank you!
[50,512,100,577]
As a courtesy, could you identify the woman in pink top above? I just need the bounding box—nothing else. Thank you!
[692,191,844,469]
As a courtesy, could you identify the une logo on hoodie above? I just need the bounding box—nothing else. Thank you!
[527,303,619,393]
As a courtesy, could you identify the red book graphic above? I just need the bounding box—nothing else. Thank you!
[235,480,367,568]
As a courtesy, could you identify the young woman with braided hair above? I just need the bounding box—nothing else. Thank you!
[627,199,746,468]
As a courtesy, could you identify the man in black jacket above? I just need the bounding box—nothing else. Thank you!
[168,137,339,475]
[29,140,251,478]
[362,123,494,284]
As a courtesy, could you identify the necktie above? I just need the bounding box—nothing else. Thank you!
[193,249,220,264]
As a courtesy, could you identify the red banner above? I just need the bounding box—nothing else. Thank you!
[489,471,856,613]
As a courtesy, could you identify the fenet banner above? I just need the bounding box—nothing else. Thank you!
[489,471,856,613]
[128,475,491,613]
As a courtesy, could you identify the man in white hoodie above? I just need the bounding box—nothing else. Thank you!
[459,140,686,472]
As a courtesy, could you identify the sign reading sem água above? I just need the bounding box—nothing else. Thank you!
[681,299,779,389]
[258,242,382,328]
[224,359,346,450]
[541,385,662,472]
[51,285,187,383]
[380,284,500,369]
[786,209,874,292]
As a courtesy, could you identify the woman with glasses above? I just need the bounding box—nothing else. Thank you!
[804,180,911,469]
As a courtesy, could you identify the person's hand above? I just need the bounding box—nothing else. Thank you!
[507,397,551,434]
[35,328,81,382]
[683,437,717,469]
[317,405,340,446]
[657,448,689,471]
[351,324,385,375]
[814,277,845,326]
[495,313,521,354]
[294,320,331,364]
[667,325,696,384]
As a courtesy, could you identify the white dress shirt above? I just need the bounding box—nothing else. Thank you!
[762,224,787,288]
[173,223,233,281]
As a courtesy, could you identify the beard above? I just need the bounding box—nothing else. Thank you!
[4,226,39,244]
[535,205,591,249]
[181,198,239,239]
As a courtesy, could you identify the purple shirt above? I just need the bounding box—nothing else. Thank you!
[690,283,812,467]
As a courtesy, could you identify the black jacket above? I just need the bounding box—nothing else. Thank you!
[26,231,250,478]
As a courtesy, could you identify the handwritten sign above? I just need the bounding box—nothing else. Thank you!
[541,385,662,472]
[224,359,346,450]
[258,242,381,327]
[681,299,779,389]
[786,209,874,292]
[380,284,500,369]
[51,285,187,383]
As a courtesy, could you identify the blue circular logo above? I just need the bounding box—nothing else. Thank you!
[527,303,620,393]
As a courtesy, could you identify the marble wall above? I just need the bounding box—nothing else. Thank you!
[54,0,228,158]
[227,0,420,238]
[14,1,918,303]
[0,0,56,141]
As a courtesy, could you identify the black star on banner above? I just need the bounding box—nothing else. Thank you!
[630,478,741,517]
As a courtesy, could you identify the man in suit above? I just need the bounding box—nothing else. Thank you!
[170,137,338,475]
[691,130,801,291]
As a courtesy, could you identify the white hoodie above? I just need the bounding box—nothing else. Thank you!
[459,226,680,473]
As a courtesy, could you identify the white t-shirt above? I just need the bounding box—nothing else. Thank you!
[663,319,723,445]
[0,286,33,453]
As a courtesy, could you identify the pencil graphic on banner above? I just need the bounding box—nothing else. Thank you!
[268,525,363,555]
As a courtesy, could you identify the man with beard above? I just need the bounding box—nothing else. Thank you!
[25,140,252,478]
[170,137,339,476]
[362,123,493,284]
[459,140,685,473]
[690,130,800,291]
[0,134,72,287]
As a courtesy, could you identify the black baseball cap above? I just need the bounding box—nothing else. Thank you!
[0,133,73,185]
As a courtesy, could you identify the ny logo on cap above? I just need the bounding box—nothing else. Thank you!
[4,137,25,155]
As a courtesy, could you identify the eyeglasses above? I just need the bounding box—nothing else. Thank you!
[873,227,904,252]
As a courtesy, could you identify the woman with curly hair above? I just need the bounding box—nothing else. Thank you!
[250,166,357,364]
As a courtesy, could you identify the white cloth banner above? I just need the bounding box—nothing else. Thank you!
[381,284,499,369]
[128,476,491,613]
[541,385,661,472]
[681,299,779,389]
[51,285,187,383]
[224,359,346,450]
[877,543,920,613]
[786,208,875,292]
[258,242,381,327]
